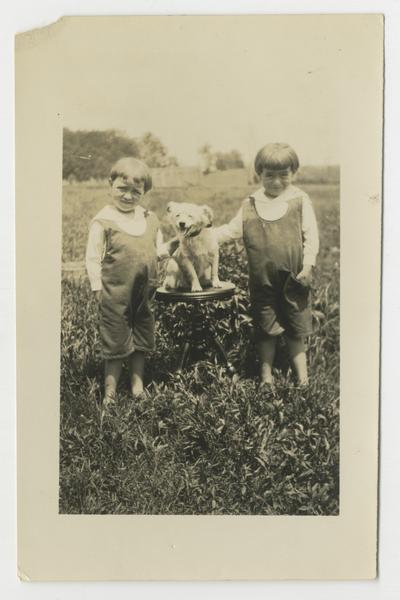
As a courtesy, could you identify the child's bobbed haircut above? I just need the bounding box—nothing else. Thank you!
[109,157,152,193]
[254,143,300,176]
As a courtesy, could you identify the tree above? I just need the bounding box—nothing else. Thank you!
[63,129,178,181]
[198,144,217,175]
[63,128,140,181]
[198,145,245,174]
[136,132,178,168]
[215,149,245,171]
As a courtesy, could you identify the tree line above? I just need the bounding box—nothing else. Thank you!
[63,129,338,184]
[63,128,246,181]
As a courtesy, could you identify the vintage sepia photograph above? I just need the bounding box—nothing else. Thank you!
[15,11,383,580]
[59,16,341,516]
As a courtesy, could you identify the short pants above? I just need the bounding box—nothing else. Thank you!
[250,270,313,340]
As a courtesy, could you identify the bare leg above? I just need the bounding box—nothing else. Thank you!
[129,351,145,397]
[286,336,308,385]
[104,358,123,404]
[257,335,278,384]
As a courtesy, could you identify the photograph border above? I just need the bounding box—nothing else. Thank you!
[16,13,382,581]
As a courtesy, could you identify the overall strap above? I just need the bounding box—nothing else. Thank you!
[144,211,160,244]
[242,196,257,221]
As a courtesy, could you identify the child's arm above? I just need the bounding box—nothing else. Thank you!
[297,195,319,285]
[179,207,243,242]
[85,221,104,301]
[156,230,179,259]
[214,207,244,244]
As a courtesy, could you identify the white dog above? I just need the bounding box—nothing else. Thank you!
[163,201,221,292]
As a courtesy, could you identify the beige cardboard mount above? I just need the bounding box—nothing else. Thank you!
[16,15,383,581]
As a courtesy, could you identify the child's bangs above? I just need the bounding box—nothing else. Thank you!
[262,153,294,171]
[254,144,299,175]
[129,162,152,188]
[110,157,153,192]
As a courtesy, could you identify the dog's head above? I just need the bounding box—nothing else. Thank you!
[166,201,213,235]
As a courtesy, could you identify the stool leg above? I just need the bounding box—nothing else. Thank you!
[212,333,236,375]
[230,295,239,333]
[177,340,191,372]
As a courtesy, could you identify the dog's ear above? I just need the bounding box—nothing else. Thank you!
[202,205,213,227]
[166,202,172,213]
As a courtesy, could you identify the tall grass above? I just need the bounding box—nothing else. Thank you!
[60,183,340,515]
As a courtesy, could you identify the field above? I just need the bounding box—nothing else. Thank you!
[60,182,340,515]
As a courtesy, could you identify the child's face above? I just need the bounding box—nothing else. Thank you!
[109,173,146,212]
[260,167,294,197]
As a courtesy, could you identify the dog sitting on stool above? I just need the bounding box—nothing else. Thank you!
[163,201,221,292]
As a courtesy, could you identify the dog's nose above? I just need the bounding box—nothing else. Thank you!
[178,222,186,229]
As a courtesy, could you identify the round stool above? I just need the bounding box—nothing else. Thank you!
[155,281,237,374]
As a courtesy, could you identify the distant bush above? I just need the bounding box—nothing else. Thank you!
[199,144,245,174]
[296,165,340,184]
[215,150,245,171]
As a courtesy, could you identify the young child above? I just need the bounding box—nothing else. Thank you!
[215,143,319,388]
[85,157,171,406]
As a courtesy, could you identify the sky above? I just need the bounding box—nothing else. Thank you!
[59,15,371,167]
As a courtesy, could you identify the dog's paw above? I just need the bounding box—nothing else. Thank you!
[211,278,222,288]
[191,282,203,292]
[163,277,174,290]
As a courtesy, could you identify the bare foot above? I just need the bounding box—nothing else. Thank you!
[296,380,309,390]
[101,391,116,426]
[260,364,274,386]
[103,390,116,408]
[131,383,144,398]
[258,380,276,394]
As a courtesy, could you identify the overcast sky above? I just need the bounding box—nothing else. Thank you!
[61,15,371,167]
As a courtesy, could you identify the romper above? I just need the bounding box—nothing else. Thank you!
[242,195,313,339]
[94,211,159,359]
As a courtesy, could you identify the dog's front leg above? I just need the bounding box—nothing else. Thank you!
[163,258,179,290]
[176,255,202,292]
[211,250,222,288]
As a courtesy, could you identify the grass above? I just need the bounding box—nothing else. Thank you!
[60,182,340,515]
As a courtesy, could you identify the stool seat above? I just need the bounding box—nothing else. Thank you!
[155,281,236,303]
[155,281,237,374]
